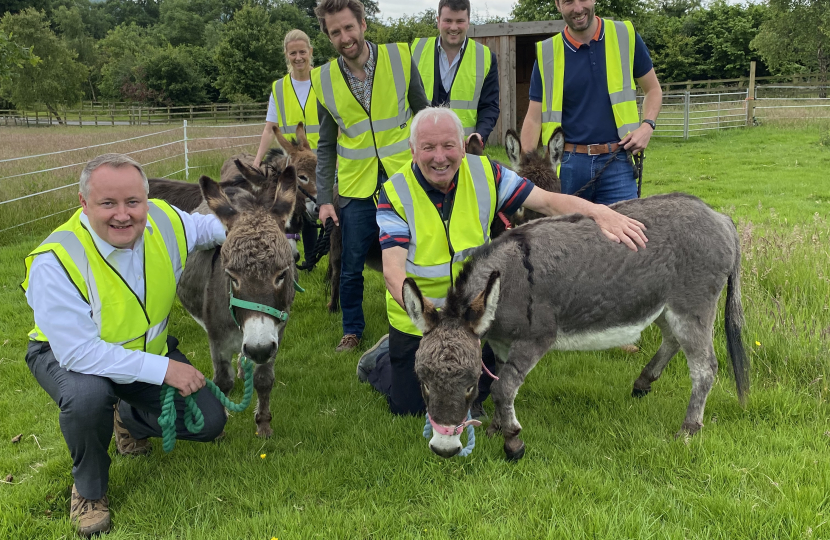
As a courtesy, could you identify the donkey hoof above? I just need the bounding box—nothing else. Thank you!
[504,440,525,462]
[256,425,273,438]
[486,422,501,438]
[675,421,703,439]
[631,386,651,398]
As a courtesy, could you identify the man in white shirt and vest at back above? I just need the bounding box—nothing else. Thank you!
[22,154,228,537]
[411,0,500,146]
[312,0,430,352]
[520,0,663,205]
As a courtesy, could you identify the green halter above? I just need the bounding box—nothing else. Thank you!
[228,279,305,327]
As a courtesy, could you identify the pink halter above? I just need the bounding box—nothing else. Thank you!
[428,414,482,437]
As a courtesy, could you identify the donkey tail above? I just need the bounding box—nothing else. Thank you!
[725,229,750,406]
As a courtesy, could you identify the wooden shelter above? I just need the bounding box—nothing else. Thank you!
[468,20,566,146]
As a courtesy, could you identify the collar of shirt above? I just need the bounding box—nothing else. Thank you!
[563,16,604,51]
[412,162,458,220]
[79,211,152,260]
[437,36,467,65]
[339,41,376,80]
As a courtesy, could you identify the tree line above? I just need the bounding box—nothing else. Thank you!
[0,0,826,116]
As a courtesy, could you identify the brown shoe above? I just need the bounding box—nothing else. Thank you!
[71,484,111,537]
[114,405,151,456]
[335,334,360,352]
[618,344,640,354]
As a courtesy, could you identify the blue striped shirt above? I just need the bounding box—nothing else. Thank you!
[377,160,535,250]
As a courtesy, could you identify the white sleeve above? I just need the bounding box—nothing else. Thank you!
[173,206,226,252]
[266,94,279,124]
[25,254,170,385]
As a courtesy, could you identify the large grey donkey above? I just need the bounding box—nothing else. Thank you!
[402,192,749,460]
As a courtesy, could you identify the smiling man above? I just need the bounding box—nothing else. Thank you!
[520,0,663,205]
[311,0,430,352]
[411,0,500,146]
[357,107,648,417]
[21,154,228,537]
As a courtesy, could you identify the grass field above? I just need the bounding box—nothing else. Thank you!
[1,123,829,539]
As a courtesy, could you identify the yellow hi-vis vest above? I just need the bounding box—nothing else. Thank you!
[21,200,188,356]
[411,37,492,136]
[271,75,320,152]
[536,19,640,146]
[382,155,496,336]
[311,43,413,199]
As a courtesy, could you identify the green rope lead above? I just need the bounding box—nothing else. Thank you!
[158,355,255,453]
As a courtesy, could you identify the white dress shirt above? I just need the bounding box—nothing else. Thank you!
[266,77,313,123]
[25,206,226,386]
[437,37,467,94]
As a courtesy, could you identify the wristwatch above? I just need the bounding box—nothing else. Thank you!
[642,119,656,130]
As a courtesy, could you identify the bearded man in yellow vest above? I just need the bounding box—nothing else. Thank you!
[312,0,430,352]
[21,154,228,537]
[520,0,663,205]
[356,107,648,417]
[411,0,500,147]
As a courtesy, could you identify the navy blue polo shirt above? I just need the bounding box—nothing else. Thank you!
[529,17,653,145]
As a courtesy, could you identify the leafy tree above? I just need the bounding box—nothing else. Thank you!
[141,45,207,104]
[0,8,87,122]
[511,0,645,22]
[97,0,160,28]
[53,5,99,99]
[752,0,829,82]
[96,22,162,99]
[214,3,292,101]
[366,10,437,45]
[0,29,40,87]
[159,0,207,46]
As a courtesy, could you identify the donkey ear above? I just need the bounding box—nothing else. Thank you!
[505,129,522,169]
[547,127,565,171]
[268,164,298,229]
[271,124,295,155]
[465,271,501,336]
[235,159,268,188]
[295,122,311,151]
[200,175,238,228]
[403,278,439,333]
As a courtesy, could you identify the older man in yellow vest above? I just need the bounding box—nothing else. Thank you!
[411,0,500,146]
[358,107,648,417]
[22,154,228,537]
[521,0,662,205]
[311,0,430,352]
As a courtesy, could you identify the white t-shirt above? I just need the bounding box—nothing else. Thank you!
[266,77,312,123]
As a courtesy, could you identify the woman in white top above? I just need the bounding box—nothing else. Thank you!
[253,29,319,168]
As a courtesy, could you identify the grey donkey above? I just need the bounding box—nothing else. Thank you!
[402,192,749,460]
[177,166,299,437]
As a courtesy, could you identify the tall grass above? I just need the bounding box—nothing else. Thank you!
[0,123,829,539]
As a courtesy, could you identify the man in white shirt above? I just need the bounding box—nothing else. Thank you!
[22,154,228,537]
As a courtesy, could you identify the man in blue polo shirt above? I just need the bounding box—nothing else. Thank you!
[520,0,663,204]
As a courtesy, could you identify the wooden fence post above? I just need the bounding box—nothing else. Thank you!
[79,111,83,127]
[746,61,756,126]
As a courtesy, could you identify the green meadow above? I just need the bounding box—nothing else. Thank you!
[1,123,829,539]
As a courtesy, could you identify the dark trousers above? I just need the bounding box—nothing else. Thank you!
[559,150,638,205]
[339,196,381,338]
[25,337,227,500]
[368,326,497,416]
[301,217,318,265]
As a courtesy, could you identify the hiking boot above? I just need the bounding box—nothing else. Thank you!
[470,401,488,420]
[357,334,389,382]
[114,404,151,457]
[70,484,111,537]
[335,334,360,353]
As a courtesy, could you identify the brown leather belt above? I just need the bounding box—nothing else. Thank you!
[564,142,621,155]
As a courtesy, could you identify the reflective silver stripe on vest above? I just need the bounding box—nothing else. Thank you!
[449,40,486,110]
[609,21,636,106]
[463,126,476,136]
[337,144,377,161]
[282,124,297,134]
[467,156,491,245]
[453,246,480,263]
[39,229,101,327]
[541,110,562,123]
[274,80,289,131]
[541,38,555,117]
[319,63,348,133]
[304,125,321,134]
[412,38,430,66]
[406,260,450,278]
[342,118,372,139]
[147,203,183,280]
[425,296,446,308]
[377,138,410,159]
[388,172,417,260]
[385,44,411,129]
[146,316,169,344]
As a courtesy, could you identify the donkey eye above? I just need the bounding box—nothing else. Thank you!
[422,383,430,398]
[298,174,309,184]
[466,385,475,396]
[225,270,240,289]
[274,269,288,286]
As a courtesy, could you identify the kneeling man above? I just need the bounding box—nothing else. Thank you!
[358,107,647,416]
[22,154,228,537]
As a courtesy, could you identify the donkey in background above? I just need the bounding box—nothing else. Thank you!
[404,191,749,460]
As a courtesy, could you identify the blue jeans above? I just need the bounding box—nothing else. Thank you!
[559,149,638,205]
[339,196,380,338]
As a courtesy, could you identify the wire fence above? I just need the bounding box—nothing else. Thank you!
[0,121,263,238]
